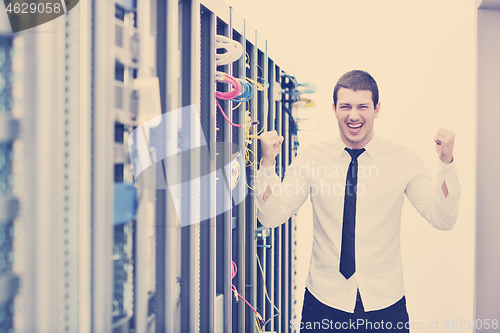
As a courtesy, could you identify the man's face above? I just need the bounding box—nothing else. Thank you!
[333,88,380,149]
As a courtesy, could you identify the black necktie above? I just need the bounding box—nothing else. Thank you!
[339,147,365,280]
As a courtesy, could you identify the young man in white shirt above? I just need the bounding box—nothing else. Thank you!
[255,70,461,332]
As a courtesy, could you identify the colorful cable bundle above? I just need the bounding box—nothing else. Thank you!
[215,35,262,128]
[232,79,254,103]
[216,72,258,128]
[298,81,316,94]
[216,71,241,99]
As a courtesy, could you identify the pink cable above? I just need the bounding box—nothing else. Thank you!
[216,73,258,128]
[216,100,245,128]
[231,261,263,322]
[216,73,241,100]
[231,260,238,278]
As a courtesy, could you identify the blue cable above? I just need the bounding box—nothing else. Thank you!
[281,74,298,90]
[298,82,316,94]
[282,90,301,104]
[231,79,254,103]
[258,77,270,89]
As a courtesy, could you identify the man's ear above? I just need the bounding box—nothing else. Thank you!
[332,102,337,118]
[374,102,381,118]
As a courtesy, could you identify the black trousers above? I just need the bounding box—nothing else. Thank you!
[300,288,410,332]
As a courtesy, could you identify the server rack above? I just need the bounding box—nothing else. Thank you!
[0,18,21,333]
[0,0,302,331]
[0,0,158,331]
[192,2,300,332]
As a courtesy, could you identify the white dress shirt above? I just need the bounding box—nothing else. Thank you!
[254,134,462,313]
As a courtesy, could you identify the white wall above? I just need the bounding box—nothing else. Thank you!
[225,1,476,332]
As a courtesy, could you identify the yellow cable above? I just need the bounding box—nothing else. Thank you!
[257,119,264,134]
[255,317,263,333]
[246,148,257,170]
[246,77,265,91]
[239,109,265,190]
[232,101,242,110]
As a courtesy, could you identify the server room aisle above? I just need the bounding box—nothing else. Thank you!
[1,0,478,332]
[0,0,315,332]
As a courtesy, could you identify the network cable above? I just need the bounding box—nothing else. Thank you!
[256,254,282,328]
[254,65,270,90]
[216,101,258,128]
[258,77,269,90]
[297,81,316,94]
[216,35,243,66]
[281,73,298,90]
[246,77,267,91]
[216,72,259,128]
[282,90,301,104]
[216,71,241,99]
[214,69,262,186]
[231,261,264,325]
[294,97,316,108]
[231,79,254,104]
[213,36,274,184]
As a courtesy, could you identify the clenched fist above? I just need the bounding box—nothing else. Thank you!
[434,128,455,164]
[260,130,284,167]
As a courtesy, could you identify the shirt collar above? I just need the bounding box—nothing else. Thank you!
[334,134,381,159]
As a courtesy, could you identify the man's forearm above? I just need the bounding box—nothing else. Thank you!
[261,157,275,202]
[440,157,453,198]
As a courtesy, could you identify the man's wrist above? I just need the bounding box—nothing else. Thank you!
[261,157,276,168]
[438,156,456,172]
[440,156,453,165]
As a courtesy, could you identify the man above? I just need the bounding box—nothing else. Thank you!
[254,70,461,332]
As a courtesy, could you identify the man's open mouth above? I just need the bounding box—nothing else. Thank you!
[346,123,364,134]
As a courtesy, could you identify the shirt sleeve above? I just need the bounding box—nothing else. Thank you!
[404,152,462,230]
[253,151,311,228]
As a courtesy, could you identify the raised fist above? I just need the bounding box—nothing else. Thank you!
[260,130,284,167]
[434,128,455,164]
